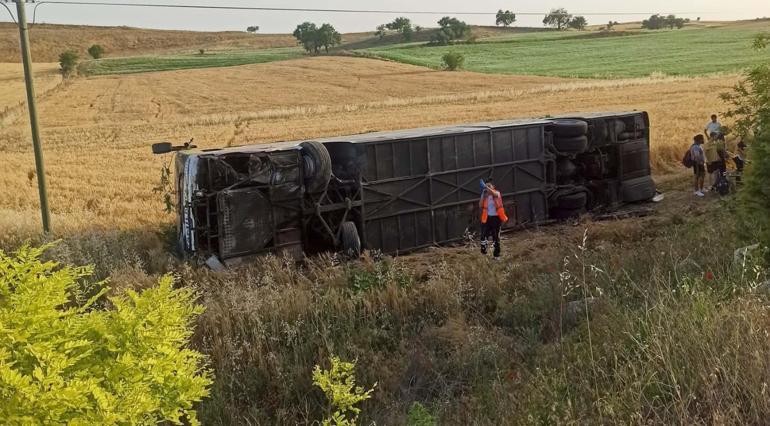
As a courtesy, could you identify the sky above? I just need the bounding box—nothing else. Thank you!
[2,0,769,33]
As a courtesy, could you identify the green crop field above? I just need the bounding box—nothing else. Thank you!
[366,21,770,78]
[80,47,304,75]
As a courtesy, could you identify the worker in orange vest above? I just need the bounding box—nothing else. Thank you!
[480,180,509,260]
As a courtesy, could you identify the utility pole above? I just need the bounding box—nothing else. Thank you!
[13,0,51,233]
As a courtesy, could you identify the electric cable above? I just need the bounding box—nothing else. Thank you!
[1,2,17,24]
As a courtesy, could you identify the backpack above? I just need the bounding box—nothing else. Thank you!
[682,147,694,168]
[715,172,730,196]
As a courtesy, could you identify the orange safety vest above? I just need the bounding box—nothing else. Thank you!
[480,190,509,224]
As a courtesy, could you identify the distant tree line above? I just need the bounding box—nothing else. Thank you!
[542,8,588,30]
[430,17,471,45]
[642,14,690,30]
[292,22,342,53]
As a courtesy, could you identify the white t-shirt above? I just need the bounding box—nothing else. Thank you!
[487,195,498,217]
[705,121,721,136]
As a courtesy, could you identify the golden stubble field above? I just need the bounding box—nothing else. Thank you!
[0,56,736,240]
[0,63,62,120]
[0,23,300,62]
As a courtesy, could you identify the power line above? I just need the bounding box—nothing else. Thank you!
[1,2,17,24]
[30,1,716,19]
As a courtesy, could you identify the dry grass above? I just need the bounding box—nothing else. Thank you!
[0,56,736,241]
[29,185,760,425]
[0,62,62,123]
[0,23,306,62]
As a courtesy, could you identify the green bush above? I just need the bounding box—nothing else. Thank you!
[313,356,376,425]
[58,50,79,77]
[441,52,465,71]
[0,245,212,424]
[87,44,105,59]
[407,402,437,426]
[722,34,770,262]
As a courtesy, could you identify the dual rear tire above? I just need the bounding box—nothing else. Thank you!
[551,119,589,155]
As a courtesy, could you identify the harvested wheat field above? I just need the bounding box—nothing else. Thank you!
[0,62,62,119]
[0,23,295,62]
[0,56,736,240]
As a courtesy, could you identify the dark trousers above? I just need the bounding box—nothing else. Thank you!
[480,216,502,258]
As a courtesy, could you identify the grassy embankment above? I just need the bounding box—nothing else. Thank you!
[366,21,770,78]
[8,181,766,424]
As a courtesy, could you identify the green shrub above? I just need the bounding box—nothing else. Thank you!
[441,52,465,71]
[58,50,79,77]
[313,356,376,425]
[347,259,412,293]
[87,44,105,59]
[0,244,211,424]
[407,402,437,426]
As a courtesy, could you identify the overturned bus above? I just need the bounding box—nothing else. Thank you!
[162,111,655,265]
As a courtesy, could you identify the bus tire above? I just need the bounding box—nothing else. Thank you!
[553,136,589,155]
[551,119,588,138]
[340,221,361,259]
[300,141,332,193]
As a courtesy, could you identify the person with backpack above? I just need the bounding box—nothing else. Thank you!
[684,134,707,197]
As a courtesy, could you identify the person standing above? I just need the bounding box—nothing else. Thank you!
[480,180,509,260]
[704,114,722,139]
[734,139,747,174]
[704,132,721,190]
[691,135,707,197]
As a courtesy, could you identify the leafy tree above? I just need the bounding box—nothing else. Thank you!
[58,50,79,77]
[642,14,686,30]
[386,16,414,42]
[665,14,686,29]
[543,8,572,30]
[441,51,465,70]
[606,20,618,31]
[87,44,105,59]
[293,22,319,53]
[430,16,471,45]
[317,23,342,53]
[568,16,588,30]
[0,245,212,424]
[496,10,516,27]
[721,33,770,262]
[375,24,388,40]
[246,25,260,33]
[293,22,341,53]
[642,14,665,29]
